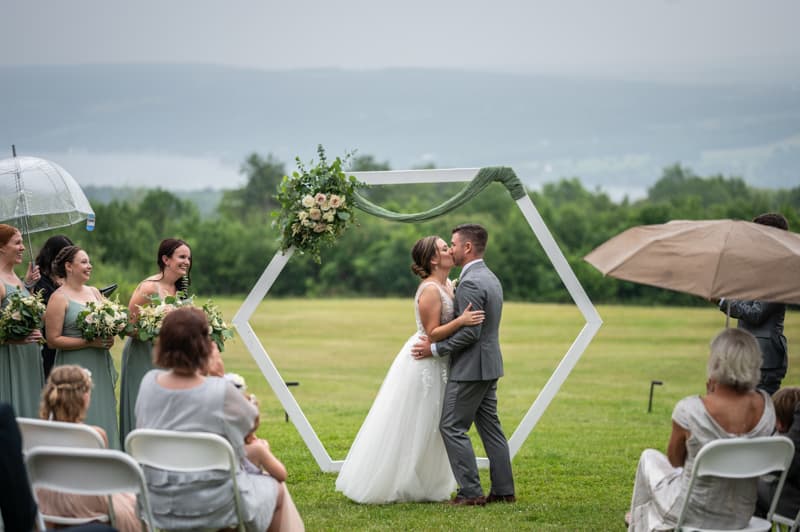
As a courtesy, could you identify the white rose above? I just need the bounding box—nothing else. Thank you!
[309,208,322,221]
[314,192,327,205]
[329,194,342,208]
[301,195,315,208]
[323,211,335,222]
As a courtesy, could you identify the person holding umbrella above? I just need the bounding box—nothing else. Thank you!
[718,212,790,395]
[0,224,44,418]
[33,234,74,379]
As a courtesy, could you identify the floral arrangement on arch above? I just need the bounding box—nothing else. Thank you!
[76,297,130,340]
[273,145,364,263]
[0,289,46,342]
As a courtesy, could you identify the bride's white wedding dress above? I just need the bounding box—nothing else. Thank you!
[335,281,457,503]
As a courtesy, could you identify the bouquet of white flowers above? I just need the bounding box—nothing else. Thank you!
[0,290,46,342]
[202,300,235,352]
[76,297,130,341]
[132,294,193,343]
[273,145,364,263]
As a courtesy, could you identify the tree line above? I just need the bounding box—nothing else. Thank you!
[33,154,800,307]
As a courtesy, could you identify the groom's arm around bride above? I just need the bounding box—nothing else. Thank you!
[412,223,515,505]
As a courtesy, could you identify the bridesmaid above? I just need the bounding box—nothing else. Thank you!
[44,245,120,449]
[32,234,74,379]
[0,224,45,417]
[118,238,191,447]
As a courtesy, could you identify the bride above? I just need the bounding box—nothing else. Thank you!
[336,235,485,503]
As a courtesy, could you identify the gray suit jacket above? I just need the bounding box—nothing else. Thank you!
[724,299,787,369]
[436,261,504,381]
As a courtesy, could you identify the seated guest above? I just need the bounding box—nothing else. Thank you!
[0,402,38,531]
[627,328,775,531]
[135,306,304,531]
[224,373,289,481]
[756,387,800,518]
[37,365,141,531]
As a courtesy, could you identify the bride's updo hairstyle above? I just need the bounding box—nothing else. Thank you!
[154,306,212,374]
[52,245,83,279]
[40,364,93,423]
[411,235,440,279]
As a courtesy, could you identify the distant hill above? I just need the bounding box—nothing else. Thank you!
[84,185,223,217]
[1,64,798,195]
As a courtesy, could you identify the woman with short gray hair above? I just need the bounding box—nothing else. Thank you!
[627,328,775,531]
[707,328,762,392]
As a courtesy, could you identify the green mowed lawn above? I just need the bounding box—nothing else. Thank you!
[115,299,799,531]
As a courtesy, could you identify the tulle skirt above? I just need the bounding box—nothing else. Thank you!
[336,333,456,503]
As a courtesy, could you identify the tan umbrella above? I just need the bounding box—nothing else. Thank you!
[584,219,800,305]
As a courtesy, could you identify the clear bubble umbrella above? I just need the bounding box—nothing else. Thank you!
[0,147,95,261]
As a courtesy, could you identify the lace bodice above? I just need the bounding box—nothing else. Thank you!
[414,281,455,335]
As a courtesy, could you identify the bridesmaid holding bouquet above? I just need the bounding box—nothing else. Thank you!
[118,238,192,447]
[44,245,120,448]
[0,224,45,417]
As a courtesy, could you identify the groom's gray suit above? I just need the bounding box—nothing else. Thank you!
[434,259,514,499]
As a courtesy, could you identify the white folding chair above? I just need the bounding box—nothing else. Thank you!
[772,507,800,532]
[676,435,795,532]
[125,428,246,532]
[17,416,105,452]
[25,445,155,531]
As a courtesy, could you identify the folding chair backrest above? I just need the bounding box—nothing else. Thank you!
[17,417,105,452]
[25,445,155,531]
[676,436,795,530]
[125,428,245,532]
[772,507,800,532]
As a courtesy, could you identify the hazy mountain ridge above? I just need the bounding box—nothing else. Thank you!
[2,64,798,193]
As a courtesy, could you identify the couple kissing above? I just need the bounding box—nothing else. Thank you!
[336,223,515,506]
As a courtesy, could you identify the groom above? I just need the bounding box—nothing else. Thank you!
[413,223,515,506]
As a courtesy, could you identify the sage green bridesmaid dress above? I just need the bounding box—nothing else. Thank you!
[0,283,44,417]
[54,299,120,449]
[118,336,153,448]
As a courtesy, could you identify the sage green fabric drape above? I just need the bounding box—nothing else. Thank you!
[352,166,526,222]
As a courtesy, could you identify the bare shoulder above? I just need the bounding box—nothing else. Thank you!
[48,288,68,306]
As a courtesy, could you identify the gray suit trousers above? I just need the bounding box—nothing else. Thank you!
[440,379,514,498]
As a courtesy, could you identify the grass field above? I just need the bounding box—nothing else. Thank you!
[116,299,799,531]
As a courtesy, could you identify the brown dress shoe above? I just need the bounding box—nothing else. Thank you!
[485,493,516,504]
[449,495,487,506]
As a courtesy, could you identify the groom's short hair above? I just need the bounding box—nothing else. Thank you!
[453,223,488,255]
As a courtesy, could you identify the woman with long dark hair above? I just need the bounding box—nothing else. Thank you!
[118,238,191,447]
[33,234,74,379]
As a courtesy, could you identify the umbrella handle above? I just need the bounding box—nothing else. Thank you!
[725,300,731,328]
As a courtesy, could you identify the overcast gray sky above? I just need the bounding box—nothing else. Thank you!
[4,0,800,82]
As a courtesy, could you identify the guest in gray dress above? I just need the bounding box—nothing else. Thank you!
[627,328,776,531]
[135,306,303,532]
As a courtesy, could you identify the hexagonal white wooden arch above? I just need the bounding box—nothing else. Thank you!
[233,167,603,473]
